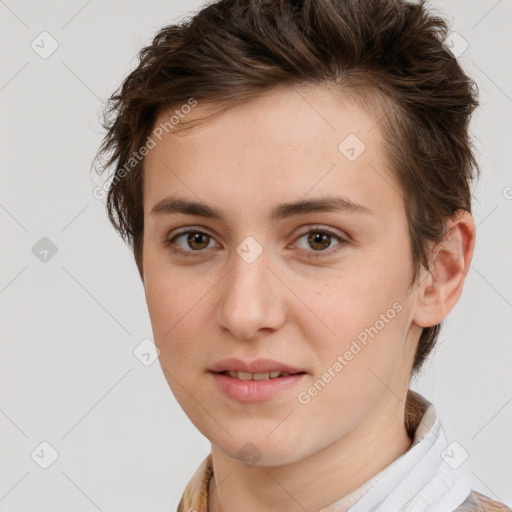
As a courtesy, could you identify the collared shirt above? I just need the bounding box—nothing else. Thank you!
[176,389,511,512]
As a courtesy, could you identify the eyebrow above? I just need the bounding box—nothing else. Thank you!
[150,195,373,224]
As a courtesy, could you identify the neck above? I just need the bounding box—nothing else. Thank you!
[209,392,413,512]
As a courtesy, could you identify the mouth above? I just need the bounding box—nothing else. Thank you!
[215,370,306,380]
[208,358,308,402]
[208,357,306,376]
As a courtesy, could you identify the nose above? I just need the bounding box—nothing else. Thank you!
[216,246,286,341]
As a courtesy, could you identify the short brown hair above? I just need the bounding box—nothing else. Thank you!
[93,0,480,377]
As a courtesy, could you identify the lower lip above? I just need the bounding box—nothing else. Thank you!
[210,372,306,402]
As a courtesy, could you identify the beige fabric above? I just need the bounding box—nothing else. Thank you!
[455,491,512,512]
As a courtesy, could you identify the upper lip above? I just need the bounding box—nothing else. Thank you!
[209,358,305,374]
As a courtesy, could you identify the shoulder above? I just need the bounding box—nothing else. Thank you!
[455,490,512,512]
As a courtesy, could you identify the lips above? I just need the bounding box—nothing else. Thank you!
[209,358,307,402]
[208,357,306,376]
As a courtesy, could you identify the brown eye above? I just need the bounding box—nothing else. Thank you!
[165,229,219,257]
[293,227,348,260]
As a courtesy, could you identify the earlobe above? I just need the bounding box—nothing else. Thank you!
[412,210,476,328]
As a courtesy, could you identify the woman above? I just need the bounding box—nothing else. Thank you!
[94,0,511,510]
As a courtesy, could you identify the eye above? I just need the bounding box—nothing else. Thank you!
[165,229,219,257]
[292,227,348,259]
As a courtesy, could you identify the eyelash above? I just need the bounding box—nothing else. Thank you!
[164,226,349,260]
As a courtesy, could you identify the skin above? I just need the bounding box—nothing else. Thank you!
[141,84,475,512]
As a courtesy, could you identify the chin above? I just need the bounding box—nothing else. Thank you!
[213,432,310,468]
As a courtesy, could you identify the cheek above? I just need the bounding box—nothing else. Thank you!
[144,252,196,327]
[298,255,410,378]
[144,271,208,413]
[291,296,409,445]
[302,268,401,338]
[144,267,198,359]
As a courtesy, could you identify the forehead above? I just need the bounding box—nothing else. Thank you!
[143,84,401,220]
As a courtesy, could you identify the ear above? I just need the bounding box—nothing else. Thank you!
[412,209,476,328]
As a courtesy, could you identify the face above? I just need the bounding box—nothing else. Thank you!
[142,85,424,466]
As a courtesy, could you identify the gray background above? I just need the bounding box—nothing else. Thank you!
[1,0,511,510]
